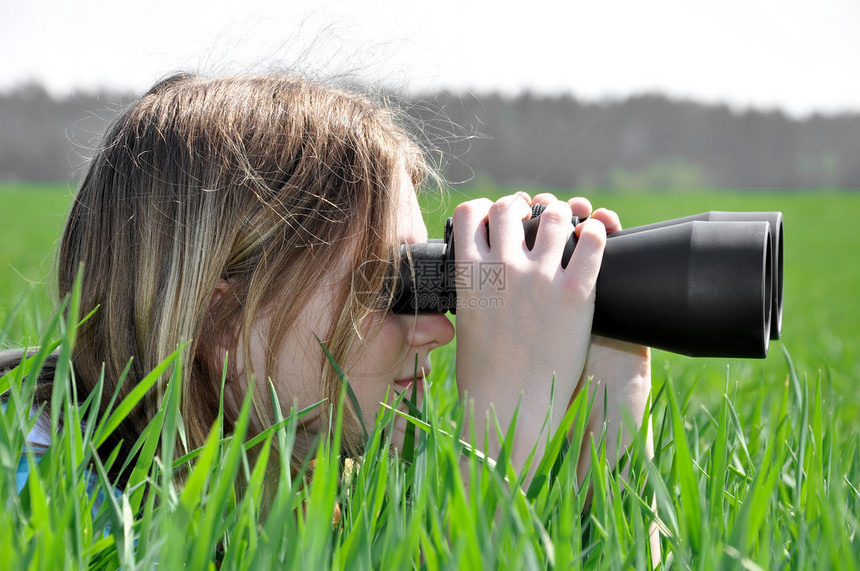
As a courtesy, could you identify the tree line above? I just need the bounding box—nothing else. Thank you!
[2,82,858,188]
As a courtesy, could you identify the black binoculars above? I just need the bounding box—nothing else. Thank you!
[390,206,784,358]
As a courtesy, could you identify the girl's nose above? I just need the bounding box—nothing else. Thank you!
[405,313,455,349]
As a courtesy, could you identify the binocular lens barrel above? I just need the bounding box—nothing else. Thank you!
[391,209,783,359]
[592,220,773,358]
[609,211,783,340]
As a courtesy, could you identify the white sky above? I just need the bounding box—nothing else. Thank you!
[3,0,860,117]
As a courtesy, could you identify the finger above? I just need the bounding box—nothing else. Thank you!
[452,198,493,259]
[531,200,574,267]
[487,194,531,257]
[567,196,593,220]
[590,207,622,233]
[566,217,607,296]
[532,192,559,205]
[513,190,532,204]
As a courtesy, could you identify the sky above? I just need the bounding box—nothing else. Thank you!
[3,0,860,117]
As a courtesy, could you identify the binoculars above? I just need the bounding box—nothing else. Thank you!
[390,206,784,358]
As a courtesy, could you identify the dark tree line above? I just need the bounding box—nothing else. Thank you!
[407,91,860,189]
[1,82,858,188]
[0,83,135,182]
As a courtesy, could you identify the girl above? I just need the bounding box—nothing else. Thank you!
[2,73,652,505]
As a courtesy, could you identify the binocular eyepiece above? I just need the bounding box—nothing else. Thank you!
[390,206,784,358]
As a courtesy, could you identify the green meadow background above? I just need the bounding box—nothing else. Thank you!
[2,182,860,567]
[2,182,859,417]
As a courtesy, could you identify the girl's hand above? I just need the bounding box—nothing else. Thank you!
[530,194,652,479]
[535,192,656,565]
[452,192,608,462]
[526,194,651,407]
[527,193,652,403]
[526,194,653,468]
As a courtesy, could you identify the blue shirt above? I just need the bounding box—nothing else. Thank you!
[4,402,120,515]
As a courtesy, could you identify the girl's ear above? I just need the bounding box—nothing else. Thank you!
[197,279,239,375]
[208,278,230,311]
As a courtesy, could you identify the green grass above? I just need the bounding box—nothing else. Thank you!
[0,183,74,343]
[1,182,859,568]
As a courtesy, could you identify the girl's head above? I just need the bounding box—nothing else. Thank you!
[60,73,454,472]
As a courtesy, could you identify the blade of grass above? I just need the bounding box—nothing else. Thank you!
[316,334,367,441]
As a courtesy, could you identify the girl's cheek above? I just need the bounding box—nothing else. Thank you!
[366,324,403,374]
[383,315,412,360]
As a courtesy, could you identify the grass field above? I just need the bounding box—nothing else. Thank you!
[1,182,859,568]
[0,183,76,343]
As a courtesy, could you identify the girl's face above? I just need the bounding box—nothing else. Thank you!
[345,170,456,444]
[247,167,455,447]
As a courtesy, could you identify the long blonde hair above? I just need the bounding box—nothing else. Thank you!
[42,73,428,480]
